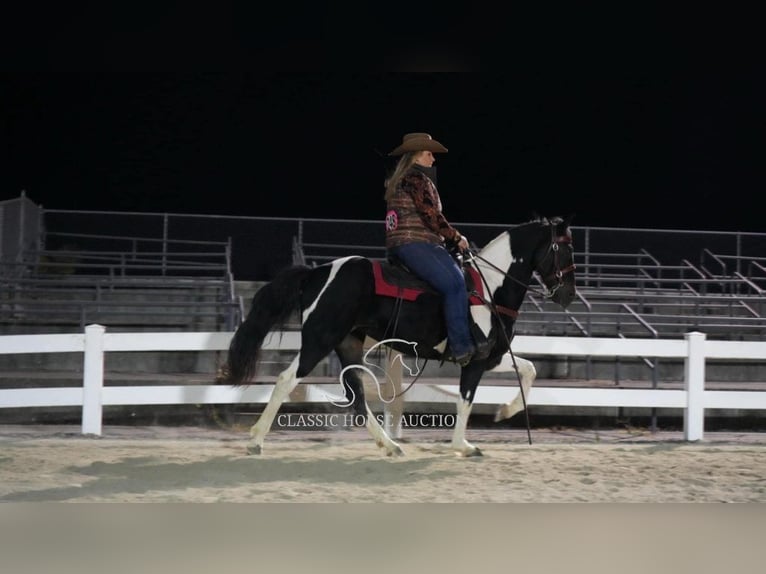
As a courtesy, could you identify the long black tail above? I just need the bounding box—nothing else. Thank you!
[224,265,312,384]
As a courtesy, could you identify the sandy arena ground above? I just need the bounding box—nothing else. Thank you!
[1,424,765,502]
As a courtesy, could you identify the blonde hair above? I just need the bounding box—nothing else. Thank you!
[384,152,418,201]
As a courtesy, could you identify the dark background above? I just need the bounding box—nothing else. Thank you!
[3,6,764,233]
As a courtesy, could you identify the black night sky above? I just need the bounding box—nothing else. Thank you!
[3,7,764,233]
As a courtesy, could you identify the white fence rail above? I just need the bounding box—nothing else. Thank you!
[2,325,766,441]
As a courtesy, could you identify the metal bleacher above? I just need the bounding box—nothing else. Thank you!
[1,233,243,333]
[294,224,766,343]
[517,247,766,341]
[1,195,764,342]
[2,198,764,428]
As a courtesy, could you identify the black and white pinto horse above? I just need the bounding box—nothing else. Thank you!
[221,216,577,457]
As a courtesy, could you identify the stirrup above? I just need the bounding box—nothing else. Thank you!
[473,340,491,361]
[447,350,474,367]
[470,322,490,360]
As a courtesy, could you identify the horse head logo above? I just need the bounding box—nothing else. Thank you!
[324,339,421,407]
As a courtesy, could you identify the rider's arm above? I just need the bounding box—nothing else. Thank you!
[403,172,462,245]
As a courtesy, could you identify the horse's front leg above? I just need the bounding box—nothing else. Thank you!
[450,366,484,457]
[493,355,537,422]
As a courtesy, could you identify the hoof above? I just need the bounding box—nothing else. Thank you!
[387,445,405,457]
[456,447,483,458]
[246,443,262,455]
[495,405,511,422]
[495,403,521,422]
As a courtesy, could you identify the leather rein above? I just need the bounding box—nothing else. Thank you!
[466,225,576,314]
[463,224,576,445]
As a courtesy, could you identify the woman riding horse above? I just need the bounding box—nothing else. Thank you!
[384,132,476,367]
[219,215,576,458]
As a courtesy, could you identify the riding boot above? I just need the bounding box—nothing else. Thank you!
[470,321,491,361]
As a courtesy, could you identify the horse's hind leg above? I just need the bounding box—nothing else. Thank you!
[382,349,404,440]
[247,356,302,455]
[336,335,404,457]
[493,355,537,422]
[363,402,403,457]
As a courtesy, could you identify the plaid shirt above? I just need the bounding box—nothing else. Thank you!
[385,168,461,250]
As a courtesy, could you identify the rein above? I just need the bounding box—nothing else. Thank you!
[385,223,577,440]
[468,227,576,300]
[465,250,533,444]
[463,223,576,445]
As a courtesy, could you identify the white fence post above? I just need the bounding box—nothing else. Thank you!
[82,324,106,436]
[4,329,766,441]
[684,331,706,441]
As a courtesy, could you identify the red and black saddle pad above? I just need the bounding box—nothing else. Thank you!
[371,260,485,305]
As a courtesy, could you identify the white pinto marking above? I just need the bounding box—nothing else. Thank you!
[301,256,361,323]
[471,232,515,338]
[451,399,481,457]
[247,356,302,454]
[430,235,515,351]
[470,305,492,337]
[492,354,537,421]
[365,404,404,457]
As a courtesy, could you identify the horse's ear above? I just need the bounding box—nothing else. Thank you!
[563,213,576,227]
[528,211,542,223]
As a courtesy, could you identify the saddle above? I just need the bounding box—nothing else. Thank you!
[371,258,492,360]
[371,259,487,305]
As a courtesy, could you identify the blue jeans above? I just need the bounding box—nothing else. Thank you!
[389,242,474,356]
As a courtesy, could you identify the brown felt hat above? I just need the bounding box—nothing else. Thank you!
[388,132,448,156]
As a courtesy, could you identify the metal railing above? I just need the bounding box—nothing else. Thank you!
[3,201,765,340]
[1,204,245,332]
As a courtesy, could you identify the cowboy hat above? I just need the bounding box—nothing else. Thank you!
[388,132,448,156]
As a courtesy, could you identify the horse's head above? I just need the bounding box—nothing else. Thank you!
[531,215,577,308]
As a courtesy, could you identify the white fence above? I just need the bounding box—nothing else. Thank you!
[2,324,766,441]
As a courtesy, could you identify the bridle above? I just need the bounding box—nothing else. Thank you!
[386,220,578,444]
[535,225,577,299]
[468,222,576,301]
